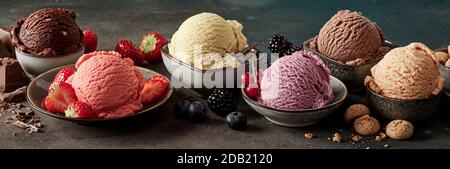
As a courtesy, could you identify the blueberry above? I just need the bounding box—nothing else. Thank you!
[188,101,208,123]
[226,112,247,130]
[175,100,191,119]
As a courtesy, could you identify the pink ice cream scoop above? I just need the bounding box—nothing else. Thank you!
[70,51,145,118]
[259,51,334,110]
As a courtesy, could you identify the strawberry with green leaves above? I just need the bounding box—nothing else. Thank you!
[65,101,97,119]
[140,32,167,63]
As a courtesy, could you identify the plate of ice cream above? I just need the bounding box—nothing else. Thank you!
[241,51,348,127]
[27,51,173,123]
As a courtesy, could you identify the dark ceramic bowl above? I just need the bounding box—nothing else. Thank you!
[366,85,440,122]
[436,48,450,97]
[26,65,173,124]
[303,39,399,91]
[242,76,347,127]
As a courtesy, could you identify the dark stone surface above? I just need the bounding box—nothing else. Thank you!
[1,0,450,149]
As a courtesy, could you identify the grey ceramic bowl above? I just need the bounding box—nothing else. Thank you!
[436,48,450,97]
[242,76,347,127]
[161,44,261,96]
[27,65,173,124]
[303,39,398,91]
[366,86,440,122]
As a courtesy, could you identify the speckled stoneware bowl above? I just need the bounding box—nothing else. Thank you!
[303,39,398,91]
[436,48,450,97]
[366,86,440,122]
[242,76,347,127]
[27,65,173,124]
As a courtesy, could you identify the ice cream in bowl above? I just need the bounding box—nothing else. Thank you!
[11,8,84,75]
[365,43,444,122]
[241,51,347,127]
[162,12,254,92]
[303,10,398,91]
[26,51,173,123]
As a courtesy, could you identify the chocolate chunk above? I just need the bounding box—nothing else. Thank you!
[0,57,30,102]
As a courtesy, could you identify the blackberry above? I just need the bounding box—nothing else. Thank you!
[207,88,239,117]
[268,34,291,55]
[284,45,303,56]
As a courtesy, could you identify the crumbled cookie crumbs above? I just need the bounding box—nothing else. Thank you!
[304,132,315,139]
[332,133,342,143]
[351,134,362,142]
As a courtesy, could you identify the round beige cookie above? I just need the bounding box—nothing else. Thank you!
[353,115,380,136]
[344,104,370,123]
[386,120,414,140]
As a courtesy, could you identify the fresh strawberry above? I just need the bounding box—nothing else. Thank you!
[83,29,98,54]
[44,83,77,114]
[115,40,144,64]
[139,32,167,63]
[48,67,75,92]
[65,101,97,119]
[141,75,169,104]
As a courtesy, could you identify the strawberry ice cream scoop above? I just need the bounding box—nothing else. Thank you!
[71,51,144,118]
[259,51,334,110]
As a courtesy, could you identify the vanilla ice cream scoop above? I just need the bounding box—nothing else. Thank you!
[369,42,444,99]
[169,12,248,70]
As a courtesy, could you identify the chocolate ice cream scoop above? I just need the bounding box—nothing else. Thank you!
[312,10,389,66]
[12,8,83,57]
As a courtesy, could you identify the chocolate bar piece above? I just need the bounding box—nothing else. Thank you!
[0,57,30,102]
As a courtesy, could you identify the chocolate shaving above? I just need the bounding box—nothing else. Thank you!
[1,102,43,134]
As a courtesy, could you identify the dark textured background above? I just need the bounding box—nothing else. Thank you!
[1,0,449,149]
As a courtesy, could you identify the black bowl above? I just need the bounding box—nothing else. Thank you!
[366,85,440,122]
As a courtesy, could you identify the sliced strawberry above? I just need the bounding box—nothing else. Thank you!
[48,67,75,92]
[141,75,169,104]
[44,83,77,114]
[139,32,167,63]
[65,101,97,119]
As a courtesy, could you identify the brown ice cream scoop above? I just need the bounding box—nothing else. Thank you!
[386,120,414,140]
[344,104,370,123]
[316,10,386,65]
[353,115,380,136]
[12,8,83,57]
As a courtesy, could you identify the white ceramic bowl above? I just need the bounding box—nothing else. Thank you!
[15,46,84,76]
